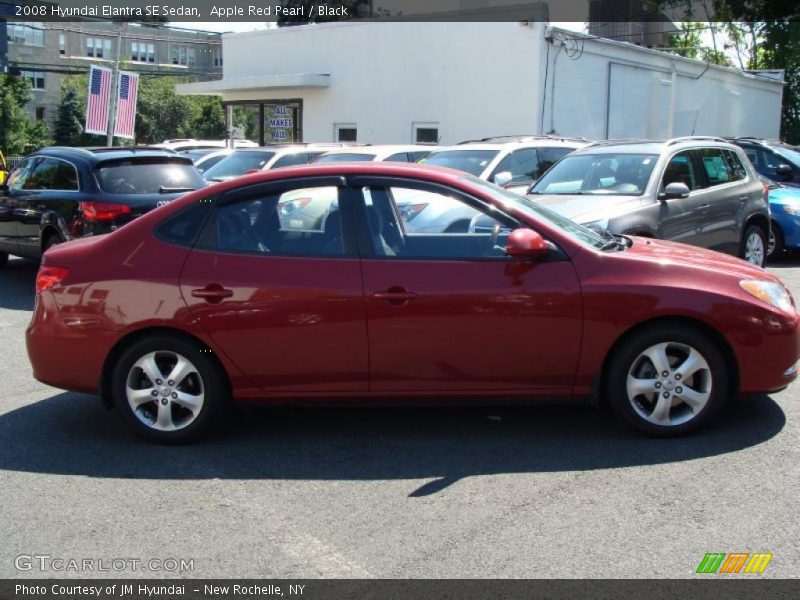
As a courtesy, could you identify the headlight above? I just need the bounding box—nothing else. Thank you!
[740,280,795,313]
[583,218,609,234]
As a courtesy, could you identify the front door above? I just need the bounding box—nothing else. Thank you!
[352,178,583,393]
[656,150,711,248]
[179,178,368,393]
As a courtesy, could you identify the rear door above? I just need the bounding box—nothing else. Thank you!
[179,176,369,393]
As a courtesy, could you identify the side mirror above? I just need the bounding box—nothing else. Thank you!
[660,182,690,200]
[776,163,793,178]
[493,171,513,187]
[506,228,549,260]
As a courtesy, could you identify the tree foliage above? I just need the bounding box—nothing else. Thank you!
[658,1,800,143]
[0,75,51,155]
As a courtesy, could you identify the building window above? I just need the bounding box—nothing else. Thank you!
[213,48,223,68]
[7,22,44,47]
[59,34,65,55]
[171,45,195,66]
[131,42,155,63]
[413,122,439,144]
[35,107,46,122]
[86,37,111,59]
[21,70,45,90]
[335,123,357,142]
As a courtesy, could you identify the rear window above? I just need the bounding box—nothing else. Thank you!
[203,150,276,181]
[313,153,377,163]
[95,159,204,195]
[421,150,499,176]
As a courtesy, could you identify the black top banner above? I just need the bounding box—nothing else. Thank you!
[0,0,742,24]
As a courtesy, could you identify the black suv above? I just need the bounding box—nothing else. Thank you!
[0,147,205,267]
[729,138,800,187]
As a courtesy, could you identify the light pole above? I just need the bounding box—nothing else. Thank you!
[106,24,123,147]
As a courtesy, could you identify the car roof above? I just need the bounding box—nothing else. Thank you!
[317,145,437,159]
[572,137,745,155]
[202,161,466,194]
[434,140,586,152]
[34,146,189,164]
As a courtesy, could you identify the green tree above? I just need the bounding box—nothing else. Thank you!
[54,89,85,146]
[190,95,226,139]
[0,74,50,155]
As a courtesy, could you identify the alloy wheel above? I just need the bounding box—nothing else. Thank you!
[744,231,765,266]
[125,351,205,431]
[625,342,712,427]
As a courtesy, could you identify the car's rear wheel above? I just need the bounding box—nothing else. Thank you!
[111,335,228,443]
[741,224,767,267]
[43,232,63,253]
[607,324,729,436]
[768,222,784,260]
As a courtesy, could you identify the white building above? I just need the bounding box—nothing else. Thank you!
[176,21,784,145]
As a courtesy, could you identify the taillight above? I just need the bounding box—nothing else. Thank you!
[36,265,70,293]
[79,201,132,221]
[763,182,770,200]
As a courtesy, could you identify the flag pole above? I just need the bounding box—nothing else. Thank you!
[106,24,123,147]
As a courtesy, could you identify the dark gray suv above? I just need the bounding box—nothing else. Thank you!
[526,137,770,266]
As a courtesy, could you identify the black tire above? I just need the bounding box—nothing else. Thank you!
[768,222,784,260]
[111,334,228,444]
[606,324,729,436]
[740,223,767,267]
[0,251,8,269]
[43,232,63,253]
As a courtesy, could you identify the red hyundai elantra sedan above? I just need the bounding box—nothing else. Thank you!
[26,163,800,442]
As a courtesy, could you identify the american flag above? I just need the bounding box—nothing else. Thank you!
[85,66,112,136]
[114,71,139,139]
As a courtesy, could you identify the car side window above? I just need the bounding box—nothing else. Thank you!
[202,185,346,257]
[723,150,747,182]
[696,148,733,186]
[662,151,699,191]
[537,148,573,178]
[363,185,513,260]
[156,202,213,248]
[492,148,541,185]
[385,152,411,163]
[22,158,80,191]
[7,158,37,191]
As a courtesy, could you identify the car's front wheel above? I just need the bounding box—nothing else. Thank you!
[741,224,767,267]
[111,335,228,443]
[607,324,729,436]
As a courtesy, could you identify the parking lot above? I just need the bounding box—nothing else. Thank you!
[1,254,799,579]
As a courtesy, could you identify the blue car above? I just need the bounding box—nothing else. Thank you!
[767,177,800,258]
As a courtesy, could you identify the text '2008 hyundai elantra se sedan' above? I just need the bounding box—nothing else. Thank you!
[26,162,800,443]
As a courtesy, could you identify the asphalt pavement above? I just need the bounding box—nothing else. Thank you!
[1,254,799,579]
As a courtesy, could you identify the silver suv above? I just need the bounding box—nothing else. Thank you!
[526,136,771,266]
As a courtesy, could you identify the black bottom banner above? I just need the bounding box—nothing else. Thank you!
[2,579,799,600]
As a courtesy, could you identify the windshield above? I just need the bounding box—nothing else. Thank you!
[773,145,800,168]
[95,159,204,194]
[313,153,377,163]
[463,175,608,250]
[531,153,658,196]
[421,150,499,177]
[203,150,276,181]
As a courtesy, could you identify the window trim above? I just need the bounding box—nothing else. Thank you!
[412,122,439,145]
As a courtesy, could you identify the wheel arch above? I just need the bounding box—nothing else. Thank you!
[98,326,231,409]
[593,315,740,406]
[744,212,770,240]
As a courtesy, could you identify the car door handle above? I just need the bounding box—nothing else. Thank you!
[697,203,710,212]
[191,285,233,303]
[373,287,417,304]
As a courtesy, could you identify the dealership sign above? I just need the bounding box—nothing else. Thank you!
[268,105,293,141]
